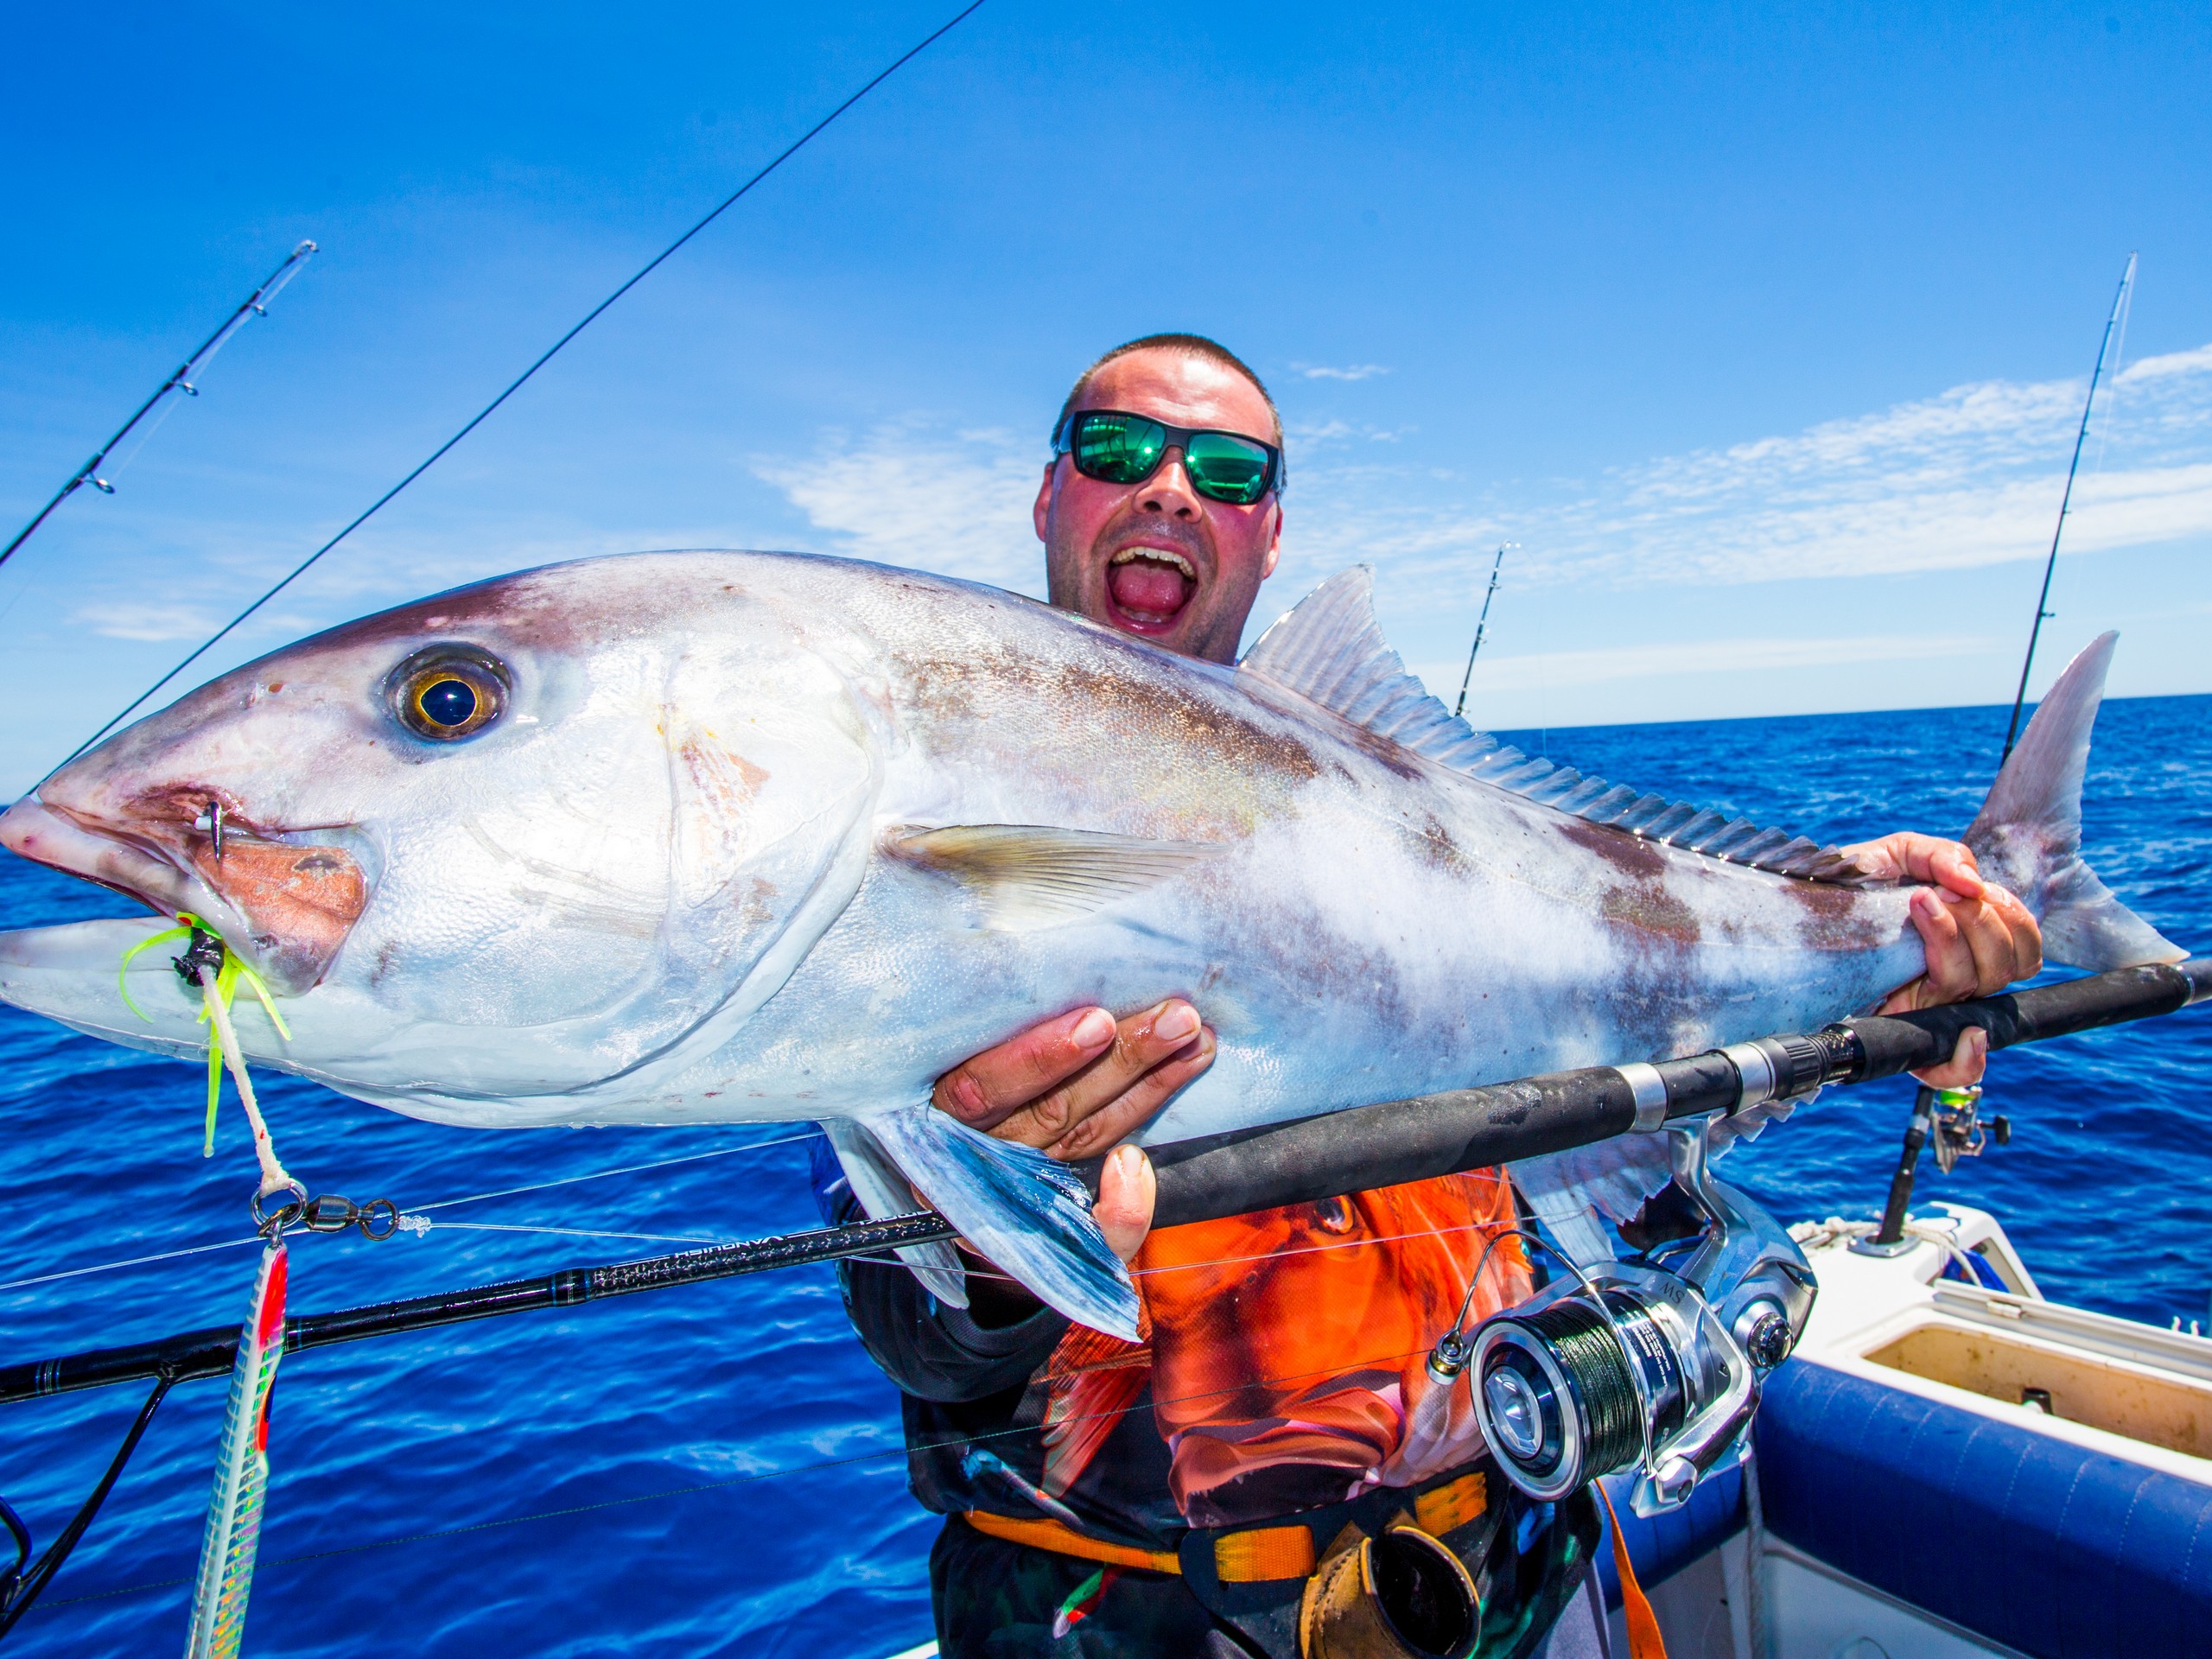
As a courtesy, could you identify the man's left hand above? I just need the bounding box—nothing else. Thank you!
[1842,831,2043,1089]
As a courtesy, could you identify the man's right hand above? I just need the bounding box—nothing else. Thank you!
[933,1000,1216,1262]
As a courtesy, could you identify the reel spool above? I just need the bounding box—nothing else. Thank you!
[1473,1287,1688,1503]
[1465,1118,1816,1512]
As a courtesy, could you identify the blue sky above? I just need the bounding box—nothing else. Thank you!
[3,2,2208,793]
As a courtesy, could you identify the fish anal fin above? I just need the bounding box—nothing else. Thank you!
[884,824,1220,931]
[866,1104,1141,1341]
[822,1117,967,1306]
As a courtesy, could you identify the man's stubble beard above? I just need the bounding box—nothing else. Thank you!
[1046,513,1257,666]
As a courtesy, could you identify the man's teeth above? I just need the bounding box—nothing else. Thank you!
[1109,548,1198,581]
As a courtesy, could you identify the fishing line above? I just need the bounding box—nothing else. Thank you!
[0,1129,823,1294]
[414,1222,740,1247]
[838,1214,1529,1288]
[408,1128,824,1214]
[26,1342,1445,1617]
[0,1203,1510,1306]
[51,0,990,775]
[0,1238,259,1298]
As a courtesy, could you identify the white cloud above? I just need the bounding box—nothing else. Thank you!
[1294,363,1392,381]
[73,601,221,641]
[752,421,1044,594]
[1415,632,1993,696]
[749,346,2212,611]
[1288,342,2212,590]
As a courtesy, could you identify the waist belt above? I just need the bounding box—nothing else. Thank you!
[963,1471,1488,1584]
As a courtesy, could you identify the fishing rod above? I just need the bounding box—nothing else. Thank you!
[1878,282,2148,1245]
[0,958,2202,1635]
[0,242,317,574]
[2000,253,2137,763]
[1452,543,1512,720]
[49,0,988,778]
[8,955,2205,1408]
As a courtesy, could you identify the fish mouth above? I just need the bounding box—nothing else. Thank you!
[0,791,370,995]
[1103,542,1203,635]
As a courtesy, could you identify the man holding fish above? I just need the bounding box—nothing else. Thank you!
[823,334,2043,1655]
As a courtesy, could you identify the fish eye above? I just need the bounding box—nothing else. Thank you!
[386,646,510,742]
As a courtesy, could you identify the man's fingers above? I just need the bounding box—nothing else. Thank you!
[1923,839,1985,900]
[1912,1026,1988,1090]
[1902,886,1975,1006]
[933,1005,1118,1132]
[1094,1145,1156,1262]
[1842,832,1985,899]
[1048,1028,1218,1161]
[1952,888,2037,998]
[988,1000,1205,1149]
[1986,882,2044,982]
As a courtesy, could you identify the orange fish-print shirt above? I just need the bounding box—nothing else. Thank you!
[1039,1168,1531,1529]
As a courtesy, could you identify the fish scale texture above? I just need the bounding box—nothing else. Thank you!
[1754,1358,2212,1656]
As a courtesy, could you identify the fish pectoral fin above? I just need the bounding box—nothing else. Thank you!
[823,1116,968,1307]
[882,824,1220,932]
[867,1104,1141,1342]
[1510,1138,1676,1267]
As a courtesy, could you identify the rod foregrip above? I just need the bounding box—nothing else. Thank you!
[1087,957,2212,1224]
[1842,957,2210,1080]
[1135,1070,1637,1229]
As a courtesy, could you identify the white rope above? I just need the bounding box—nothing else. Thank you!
[200,964,294,1198]
[1789,1214,1986,1279]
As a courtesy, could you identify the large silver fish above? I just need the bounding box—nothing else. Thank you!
[0,554,2180,1337]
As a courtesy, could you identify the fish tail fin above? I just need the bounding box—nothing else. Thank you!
[1964,632,2183,971]
[867,1104,1141,1342]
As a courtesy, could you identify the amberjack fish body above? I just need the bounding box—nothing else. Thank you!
[0,555,2180,1336]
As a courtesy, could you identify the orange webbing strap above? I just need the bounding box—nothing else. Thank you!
[1414,1471,1488,1537]
[963,1510,1322,1583]
[1212,1523,1315,1582]
[964,1510,1180,1573]
[1597,1482,1668,1659]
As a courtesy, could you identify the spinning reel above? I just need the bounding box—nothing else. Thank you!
[1459,1118,1815,1515]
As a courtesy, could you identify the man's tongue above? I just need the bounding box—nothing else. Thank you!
[1108,556,1194,623]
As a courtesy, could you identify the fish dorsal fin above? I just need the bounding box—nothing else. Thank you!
[1240,567,1882,887]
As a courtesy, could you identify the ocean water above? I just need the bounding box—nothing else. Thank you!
[1,693,2206,1656]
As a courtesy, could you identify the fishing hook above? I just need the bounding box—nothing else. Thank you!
[194,800,225,860]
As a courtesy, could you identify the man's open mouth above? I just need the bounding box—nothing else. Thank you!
[1105,546,1199,632]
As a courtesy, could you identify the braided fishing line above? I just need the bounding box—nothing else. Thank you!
[1516,1299,1646,1479]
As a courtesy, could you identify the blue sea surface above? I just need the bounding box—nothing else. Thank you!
[1,695,2206,1656]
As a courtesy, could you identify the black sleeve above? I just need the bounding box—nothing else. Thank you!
[836,1254,1070,1402]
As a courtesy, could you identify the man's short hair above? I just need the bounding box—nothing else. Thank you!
[1053,333,1282,448]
